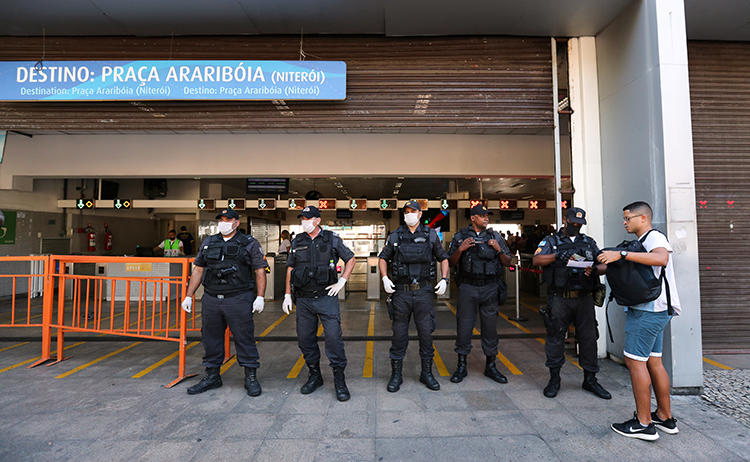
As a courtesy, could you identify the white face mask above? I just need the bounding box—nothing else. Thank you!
[404,212,420,227]
[301,219,317,234]
[217,221,235,235]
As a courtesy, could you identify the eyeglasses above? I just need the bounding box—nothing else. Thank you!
[623,214,643,222]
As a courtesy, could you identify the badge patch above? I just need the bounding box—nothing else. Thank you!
[576,212,583,218]
[534,248,542,255]
[539,241,546,246]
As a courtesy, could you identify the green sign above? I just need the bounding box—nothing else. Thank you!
[0,210,16,245]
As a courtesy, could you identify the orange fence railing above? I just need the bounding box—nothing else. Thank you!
[26,255,197,387]
[0,256,48,329]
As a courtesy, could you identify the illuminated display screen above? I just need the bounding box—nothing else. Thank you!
[498,199,517,210]
[469,199,488,208]
[440,199,457,210]
[227,198,245,211]
[257,198,276,210]
[113,199,131,210]
[76,199,95,210]
[288,199,306,210]
[197,199,215,211]
[528,200,546,210]
[348,199,367,211]
[317,199,336,210]
[379,199,398,210]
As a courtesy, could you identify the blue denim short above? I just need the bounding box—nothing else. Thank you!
[623,309,672,361]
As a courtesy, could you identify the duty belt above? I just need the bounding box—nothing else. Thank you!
[461,278,497,287]
[553,289,590,299]
[396,281,431,292]
[205,291,250,299]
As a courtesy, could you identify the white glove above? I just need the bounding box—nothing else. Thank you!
[382,276,396,294]
[326,277,347,297]
[252,296,265,314]
[181,296,193,313]
[282,294,293,315]
[434,279,448,296]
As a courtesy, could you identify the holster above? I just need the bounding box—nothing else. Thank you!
[386,295,394,321]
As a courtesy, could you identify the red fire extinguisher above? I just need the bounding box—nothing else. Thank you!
[104,223,113,252]
[85,223,96,252]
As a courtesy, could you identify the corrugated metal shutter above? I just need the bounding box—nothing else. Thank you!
[0,36,552,133]
[689,41,750,352]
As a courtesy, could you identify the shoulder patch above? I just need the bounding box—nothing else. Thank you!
[539,241,546,247]
[534,247,543,255]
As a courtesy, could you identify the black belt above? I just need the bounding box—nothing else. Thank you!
[204,291,251,299]
[552,289,591,299]
[462,278,497,287]
[296,289,327,299]
[395,281,431,292]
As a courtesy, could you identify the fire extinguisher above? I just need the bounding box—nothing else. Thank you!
[104,223,113,252]
[85,223,96,252]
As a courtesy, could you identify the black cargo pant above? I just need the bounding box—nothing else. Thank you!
[455,281,499,357]
[543,293,599,373]
[296,295,347,369]
[201,291,259,368]
[389,285,435,361]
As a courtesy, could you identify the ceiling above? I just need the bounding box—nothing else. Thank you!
[215,176,570,201]
[1,0,632,37]
[3,1,749,40]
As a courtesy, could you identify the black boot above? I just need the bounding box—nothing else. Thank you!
[582,371,611,400]
[244,367,262,397]
[450,354,468,383]
[543,368,561,398]
[300,362,324,395]
[484,356,508,384]
[332,367,350,402]
[419,358,440,391]
[187,367,222,395]
[387,359,403,393]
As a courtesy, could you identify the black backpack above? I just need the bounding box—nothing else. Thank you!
[603,229,673,341]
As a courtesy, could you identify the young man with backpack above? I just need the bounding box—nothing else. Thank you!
[597,201,682,441]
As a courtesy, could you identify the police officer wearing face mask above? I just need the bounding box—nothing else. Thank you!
[181,210,268,397]
[379,200,450,392]
[532,207,611,400]
[282,206,356,402]
[448,204,513,385]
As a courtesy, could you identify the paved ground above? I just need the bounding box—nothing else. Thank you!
[0,297,748,461]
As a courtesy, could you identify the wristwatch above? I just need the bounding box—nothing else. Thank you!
[620,250,629,259]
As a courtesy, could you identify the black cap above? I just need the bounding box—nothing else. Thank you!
[469,203,493,216]
[566,207,587,225]
[297,205,321,218]
[403,200,422,212]
[215,209,240,220]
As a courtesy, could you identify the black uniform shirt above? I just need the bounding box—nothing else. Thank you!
[448,226,511,259]
[193,233,268,270]
[287,229,354,268]
[378,224,448,262]
[534,229,601,259]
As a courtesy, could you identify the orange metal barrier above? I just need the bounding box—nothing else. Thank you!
[30,255,197,387]
[0,256,48,329]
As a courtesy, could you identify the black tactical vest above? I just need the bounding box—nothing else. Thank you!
[202,233,255,296]
[456,227,503,281]
[290,230,339,295]
[542,231,598,291]
[390,225,435,284]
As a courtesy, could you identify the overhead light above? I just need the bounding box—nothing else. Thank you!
[511,182,523,188]
[521,195,533,200]
[395,182,402,188]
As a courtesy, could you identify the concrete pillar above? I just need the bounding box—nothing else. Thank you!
[596,0,702,393]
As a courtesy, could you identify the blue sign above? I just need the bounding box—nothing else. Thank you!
[0,60,346,101]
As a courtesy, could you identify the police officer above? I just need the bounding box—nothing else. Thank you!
[282,206,356,402]
[532,207,611,400]
[181,209,268,397]
[379,200,449,392]
[448,203,513,384]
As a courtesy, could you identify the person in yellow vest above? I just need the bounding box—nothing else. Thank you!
[154,229,184,257]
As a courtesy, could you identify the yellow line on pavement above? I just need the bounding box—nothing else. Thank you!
[0,342,85,374]
[287,324,324,379]
[363,302,376,378]
[132,341,200,378]
[56,342,141,379]
[0,341,30,353]
[703,357,733,370]
[258,313,288,338]
[220,356,237,375]
[432,344,450,376]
